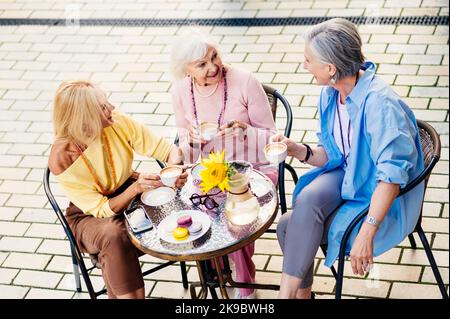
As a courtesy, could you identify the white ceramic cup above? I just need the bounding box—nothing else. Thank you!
[263,142,288,164]
[199,121,218,141]
[159,166,183,187]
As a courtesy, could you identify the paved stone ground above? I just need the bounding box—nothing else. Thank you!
[0,0,448,299]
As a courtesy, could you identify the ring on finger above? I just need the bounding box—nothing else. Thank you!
[362,262,370,271]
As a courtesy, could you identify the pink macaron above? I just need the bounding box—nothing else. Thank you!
[177,215,192,228]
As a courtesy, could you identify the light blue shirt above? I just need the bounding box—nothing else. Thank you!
[292,61,425,267]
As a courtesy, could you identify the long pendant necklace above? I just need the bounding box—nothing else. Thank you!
[190,67,228,127]
[75,131,118,195]
[336,71,359,166]
[336,100,352,166]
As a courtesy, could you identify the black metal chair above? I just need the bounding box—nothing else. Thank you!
[321,119,448,299]
[43,167,188,299]
[262,84,298,218]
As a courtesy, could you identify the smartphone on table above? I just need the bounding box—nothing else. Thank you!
[124,205,153,234]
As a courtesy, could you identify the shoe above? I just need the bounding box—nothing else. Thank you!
[234,289,256,299]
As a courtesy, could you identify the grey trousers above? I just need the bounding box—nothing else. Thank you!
[276,168,345,289]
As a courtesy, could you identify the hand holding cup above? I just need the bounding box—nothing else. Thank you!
[160,165,188,189]
[269,133,303,158]
[188,125,208,148]
[218,120,247,141]
[264,142,287,164]
[199,121,219,142]
[133,173,163,194]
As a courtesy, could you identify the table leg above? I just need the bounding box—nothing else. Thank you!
[193,255,280,300]
[213,257,230,299]
[202,259,220,299]
[222,255,280,292]
[208,284,219,299]
[190,261,209,299]
[203,260,221,299]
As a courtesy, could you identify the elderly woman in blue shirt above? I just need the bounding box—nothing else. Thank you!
[273,18,424,299]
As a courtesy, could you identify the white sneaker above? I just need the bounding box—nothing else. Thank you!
[227,258,257,299]
[234,289,257,299]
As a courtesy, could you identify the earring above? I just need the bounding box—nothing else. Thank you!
[329,77,336,85]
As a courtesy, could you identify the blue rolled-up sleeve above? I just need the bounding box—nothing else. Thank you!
[366,98,418,188]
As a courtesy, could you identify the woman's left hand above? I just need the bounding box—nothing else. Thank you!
[218,120,248,140]
[349,226,376,276]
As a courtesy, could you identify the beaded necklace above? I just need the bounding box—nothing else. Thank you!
[75,131,118,195]
[190,67,228,127]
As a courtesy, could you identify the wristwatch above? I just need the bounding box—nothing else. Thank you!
[365,216,380,228]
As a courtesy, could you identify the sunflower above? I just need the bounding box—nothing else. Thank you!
[199,150,230,193]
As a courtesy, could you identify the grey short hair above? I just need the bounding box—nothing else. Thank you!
[305,18,365,82]
[170,28,220,80]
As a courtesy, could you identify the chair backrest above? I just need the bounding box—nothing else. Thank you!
[43,167,94,283]
[262,84,293,138]
[409,120,441,230]
[43,167,81,255]
[399,120,441,196]
[262,84,278,121]
[417,119,441,187]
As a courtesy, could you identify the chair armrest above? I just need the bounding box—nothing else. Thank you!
[273,90,293,138]
[284,162,298,184]
[399,155,438,196]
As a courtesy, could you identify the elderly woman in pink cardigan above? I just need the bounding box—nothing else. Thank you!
[170,30,277,299]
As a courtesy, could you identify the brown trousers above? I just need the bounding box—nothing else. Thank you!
[65,180,144,297]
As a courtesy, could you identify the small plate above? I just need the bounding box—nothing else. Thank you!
[157,210,212,244]
[141,187,176,206]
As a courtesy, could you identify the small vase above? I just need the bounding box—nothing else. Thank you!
[224,161,260,226]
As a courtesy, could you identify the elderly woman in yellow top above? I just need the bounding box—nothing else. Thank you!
[48,80,187,299]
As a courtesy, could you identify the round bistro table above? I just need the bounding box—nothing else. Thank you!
[126,168,279,299]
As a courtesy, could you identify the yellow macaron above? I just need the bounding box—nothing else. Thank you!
[173,227,189,241]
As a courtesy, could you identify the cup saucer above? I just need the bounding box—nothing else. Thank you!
[141,187,176,206]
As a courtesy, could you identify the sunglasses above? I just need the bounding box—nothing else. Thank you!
[189,191,221,210]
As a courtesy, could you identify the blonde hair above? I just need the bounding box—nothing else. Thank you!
[170,28,220,80]
[53,80,104,147]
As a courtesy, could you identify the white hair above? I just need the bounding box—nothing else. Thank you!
[170,28,220,80]
[305,18,365,82]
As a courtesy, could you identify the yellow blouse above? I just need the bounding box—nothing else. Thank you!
[55,111,173,218]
